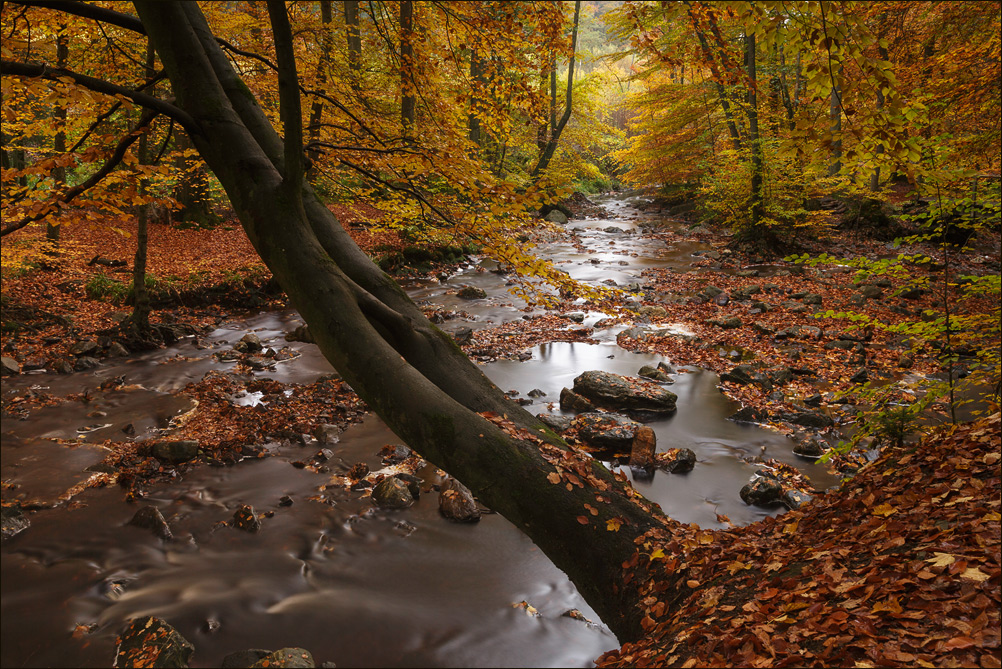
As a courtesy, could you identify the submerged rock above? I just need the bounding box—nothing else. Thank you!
[456,286,487,300]
[1,505,30,540]
[233,505,262,532]
[569,370,677,417]
[371,477,414,509]
[128,505,173,541]
[221,649,272,668]
[114,616,194,668]
[250,648,315,668]
[438,478,481,523]
[152,440,199,465]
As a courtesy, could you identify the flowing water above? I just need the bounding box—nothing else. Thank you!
[1,195,838,667]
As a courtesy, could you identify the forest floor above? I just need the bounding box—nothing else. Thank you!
[1,194,1000,666]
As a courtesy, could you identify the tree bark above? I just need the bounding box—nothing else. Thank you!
[132,0,679,643]
[530,0,580,178]
[47,26,69,245]
[745,32,763,228]
[691,20,741,151]
[127,39,155,340]
[829,62,843,177]
[306,0,333,182]
[399,0,415,137]
[344,0,361,89]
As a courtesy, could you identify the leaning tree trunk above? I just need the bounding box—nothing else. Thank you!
[134,0,684,643]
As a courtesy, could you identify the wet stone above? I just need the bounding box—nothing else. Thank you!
[452,326,473,345]
[69,340,100,357]
[371,477,414,509]
[278,495,294,507]
[313,424,340,445]
[128,505,173,541]
[783,489,814,510]
[659,448,696,473]
[544,209,568,224]
[1,505,30,540]
[527,388,546,398]
[629,426,657,470]
[439,478,481,523]
[571,370,677,417]
[286,324,314,343]
[637,365,673,383]
[250,648,315,668]
[567,312,585,323]
[850,367,869,384]
[395,473,423,499]
[378,444,411,464]
[74,356,101,371]
[707,316,742,329]
[239,333,263,352]
[114,616,194,669]
[221,649,272,668]
[152,440,199,465]
[457,286,487,300]
[728,406,767,424]
[793,438,826,458]
[559,387,596,413]
[740,477,784,507]
[233,505,262,532]
[787,411,834,429]
[1,355,21,376]
[719,365,755,385]
[538,413,573,432]
[573,412,642,450]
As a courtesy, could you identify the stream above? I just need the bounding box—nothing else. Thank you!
[1,195,839,668]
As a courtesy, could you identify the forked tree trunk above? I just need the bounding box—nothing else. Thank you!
[134,0,683,643]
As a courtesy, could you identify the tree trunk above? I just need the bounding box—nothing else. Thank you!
[134,0,679,643]
[344,0,361,89]
[127,40,155,340]
[829,62,843,177]
[530,0,580,178]
[306,0,333,182]
[399,0,415,137]
[467,50,485,148]
[172,129,218,227]
[870,30,889,192]
[691,21,741,151]
[745,32,763,228]
[47,27,69,245]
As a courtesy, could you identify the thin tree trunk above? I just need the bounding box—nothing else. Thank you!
[530,0,580,178]
[829,62,843,177]
[870,31,888,192]
[691,19,741,151]
[745,32,763,228]
[399,0,415,137]
[467,50,484,148]
[129,40,156,340]
[47,27,69,244]
[344,0,361,88]
[306,0,333,181]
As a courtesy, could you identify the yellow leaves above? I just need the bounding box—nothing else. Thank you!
[726,560,751,575]
[925,552,956,568]
[783,519,800,534]
[871,598,903,615]
[871,503,897,517]
[649,548,665,559]
[511,600,539,617]
[606,518,623,532]
[960,567,990,582]
[982,511,1001,522]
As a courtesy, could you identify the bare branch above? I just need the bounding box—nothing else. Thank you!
[12,1,145,34]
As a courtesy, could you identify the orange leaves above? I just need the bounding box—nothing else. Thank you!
[606,518,623,532]
[871,503,898,517]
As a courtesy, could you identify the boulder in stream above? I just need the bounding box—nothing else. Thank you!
[114,616,194,668]
[572,412,642,451]
[250,648,315,668]
[456,286,487,300]
[544,209,568,224]
[740,477,784,507]
[128,505,173,541]
[538,413,574,433]
[221,649,271,668]
[655,448,697,473]
[637,364,673,383]
[439,478,481,523]
[371,476,414,509]
[152,440,199,465]
[568,370,677,418]
[1,505,30,540]
[558,388,596,413]
[233,505,262,532]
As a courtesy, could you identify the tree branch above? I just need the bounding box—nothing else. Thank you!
[1,109,158,237]
[0,59,196,130]
[266,0,304,188]
[12,0,146,34]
